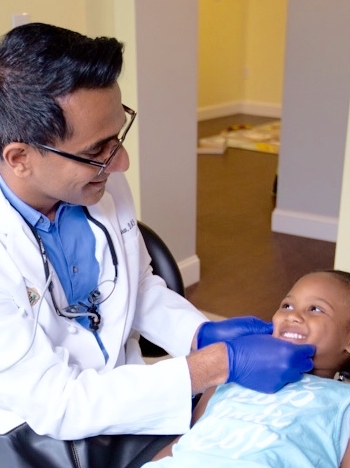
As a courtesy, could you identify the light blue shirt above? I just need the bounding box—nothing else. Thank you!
[0,176,108,360]
[144,374,350,467]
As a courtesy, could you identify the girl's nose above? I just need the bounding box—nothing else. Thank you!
[285,309,304,323]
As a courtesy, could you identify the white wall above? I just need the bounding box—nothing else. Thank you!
[272,0,350,242]
[135,1,198,263]
[110,0,200,286]
[0,1,87,33]
[335,100,350,270]
[85,0,115,37]
[111,2,141,216]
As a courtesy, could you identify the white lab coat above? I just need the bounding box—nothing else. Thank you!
[0,173,207,439]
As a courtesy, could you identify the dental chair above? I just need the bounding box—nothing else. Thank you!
[137,221,185,357]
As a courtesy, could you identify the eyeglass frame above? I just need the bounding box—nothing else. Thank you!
[32,104,137,176]
[60,278,117,330]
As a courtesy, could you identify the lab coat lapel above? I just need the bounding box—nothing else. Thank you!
[0,195,47,289]
[0,194,68,309]
[86,201,131,370]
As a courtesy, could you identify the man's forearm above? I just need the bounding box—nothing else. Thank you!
[186,342,228,395]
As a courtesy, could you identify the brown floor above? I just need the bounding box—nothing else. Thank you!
[186,114,336,322]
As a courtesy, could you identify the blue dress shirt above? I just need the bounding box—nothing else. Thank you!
[0,176,109,361]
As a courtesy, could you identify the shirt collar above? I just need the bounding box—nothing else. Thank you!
[0,175,69,231]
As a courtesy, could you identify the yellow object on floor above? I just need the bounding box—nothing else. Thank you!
[198,120,280,155]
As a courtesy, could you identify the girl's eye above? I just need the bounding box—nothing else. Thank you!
[309,305,323,313]
[281,302,293,310]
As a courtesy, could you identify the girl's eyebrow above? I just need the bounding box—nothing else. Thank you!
[308,296,335,312]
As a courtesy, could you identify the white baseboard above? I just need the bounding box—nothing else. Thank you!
[178,254,200,288]
[197,100,281,121]
[240,101,282,119]
[271,208,338,242]
[197,101,241,121]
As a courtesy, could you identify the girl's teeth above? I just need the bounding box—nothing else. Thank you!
[282,332,304,339]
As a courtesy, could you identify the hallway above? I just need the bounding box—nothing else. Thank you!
[186,114,336,322]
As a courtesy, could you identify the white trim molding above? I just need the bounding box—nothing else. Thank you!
[271,208,338,242]
[240,101,282,119]
[197,101,241,121]
[197,100,282,121]
[178,254,200,287]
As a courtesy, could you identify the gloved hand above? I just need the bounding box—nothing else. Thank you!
[197,316,273,349]
[225,334,315,393]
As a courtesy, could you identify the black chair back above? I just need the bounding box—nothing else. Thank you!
[137,221,185,357]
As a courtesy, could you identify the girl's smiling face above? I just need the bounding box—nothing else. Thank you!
[272,272,350,378]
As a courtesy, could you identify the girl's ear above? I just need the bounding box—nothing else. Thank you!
[344,331,350,354]
[345,342,350,355]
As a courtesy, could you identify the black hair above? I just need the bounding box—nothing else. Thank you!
[315,269,350,377]
[0,23,124,156]
[312,269,350,320]
[317,269,350,290]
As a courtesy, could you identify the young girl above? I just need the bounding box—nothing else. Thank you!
[145,270,350,467]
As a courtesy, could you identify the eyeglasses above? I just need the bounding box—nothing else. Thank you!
[33,104,137,176]
[60,278,116,330]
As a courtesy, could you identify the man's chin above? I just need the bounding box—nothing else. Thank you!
[79,185,106,206]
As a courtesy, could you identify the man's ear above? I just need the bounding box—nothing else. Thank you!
[2,143,33,177]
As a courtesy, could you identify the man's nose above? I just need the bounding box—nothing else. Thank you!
[105,146,130,173]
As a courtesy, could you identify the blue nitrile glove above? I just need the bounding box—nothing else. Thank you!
[197,316,273,349]
[225,334,315,393]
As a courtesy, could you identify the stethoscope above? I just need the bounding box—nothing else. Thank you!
[22,206,119,331]
[0,207,119,372]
